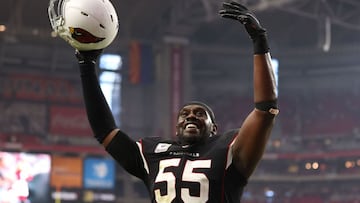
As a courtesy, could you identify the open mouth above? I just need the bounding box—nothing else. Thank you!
[184,122,199,130]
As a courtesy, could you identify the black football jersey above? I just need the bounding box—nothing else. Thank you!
[106,129,248,203]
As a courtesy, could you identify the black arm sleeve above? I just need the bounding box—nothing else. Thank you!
[106,130,147,180]
[79,62,117,143]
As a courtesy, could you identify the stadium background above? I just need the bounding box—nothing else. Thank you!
[1,0,360,202]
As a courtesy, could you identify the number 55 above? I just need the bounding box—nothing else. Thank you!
[154,158,211,203]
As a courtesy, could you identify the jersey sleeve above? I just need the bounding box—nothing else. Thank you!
[105,130,148,180]
[223,129,249,181]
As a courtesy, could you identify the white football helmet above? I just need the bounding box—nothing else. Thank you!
[48,0,119,51]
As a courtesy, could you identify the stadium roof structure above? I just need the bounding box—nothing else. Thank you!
[0,0,359,51]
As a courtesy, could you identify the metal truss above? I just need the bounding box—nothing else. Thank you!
[1,0,359,43]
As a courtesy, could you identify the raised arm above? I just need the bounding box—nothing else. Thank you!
[75,50,121,148]
[76,50,147,179]
[220,1,279,179]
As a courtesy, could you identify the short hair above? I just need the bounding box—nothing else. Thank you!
[180,101,216,124]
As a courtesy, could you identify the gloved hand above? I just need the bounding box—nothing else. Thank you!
[219,1,266,40]
[219,1,269,54]
[75,49,103,64]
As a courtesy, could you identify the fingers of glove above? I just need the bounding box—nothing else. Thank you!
[219,1,265,38]
[219,6,249,21]
[75,49,83,60]
[234,3,249,12]
[219,2,255,25]
[221,1,248,12]
[220,12,250,25]
[245,13,261,26]
[219,7,245,16]
[75,49,103,64]
[219,9,239,18]
[220,8,261,28]
[75,50,88,63]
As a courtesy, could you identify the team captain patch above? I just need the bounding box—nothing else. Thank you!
[154,143,172,153]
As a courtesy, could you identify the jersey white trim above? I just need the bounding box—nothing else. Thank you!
[225,139,235,169]
[136,141,149,174]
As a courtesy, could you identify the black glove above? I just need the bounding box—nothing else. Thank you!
[75,49,103,64]
[219,1,269,54]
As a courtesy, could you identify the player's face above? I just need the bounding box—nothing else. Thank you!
[176,104,215,144]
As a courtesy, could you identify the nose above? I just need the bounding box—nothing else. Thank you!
[185,112,197,121]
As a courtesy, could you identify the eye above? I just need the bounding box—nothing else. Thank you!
[194,110,206,117]
[179,111,189,118]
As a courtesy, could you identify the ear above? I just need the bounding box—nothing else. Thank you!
[175,123,181,136]
[211,123,218,135]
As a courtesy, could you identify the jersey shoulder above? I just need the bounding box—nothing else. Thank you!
[140,136,173,144]
[139,136,177,153]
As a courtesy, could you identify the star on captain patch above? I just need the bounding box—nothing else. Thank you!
[154,143,172,153]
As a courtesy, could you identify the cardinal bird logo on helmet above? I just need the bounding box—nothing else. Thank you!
[69,27,105,43]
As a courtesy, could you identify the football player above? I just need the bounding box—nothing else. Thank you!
[73,1,278,202]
